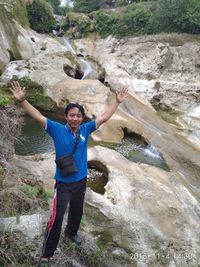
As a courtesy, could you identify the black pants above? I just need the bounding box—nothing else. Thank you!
[42,178,87,258]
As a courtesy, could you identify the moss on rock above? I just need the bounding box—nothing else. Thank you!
[12,0,30,28]
[0,78,57,111]
[0,0,29,28]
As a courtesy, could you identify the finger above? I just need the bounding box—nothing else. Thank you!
[11,82,17,90]
[123,86,129,92]
[123,88,129,95]
[14,80,21,88]
[12,80,21,91]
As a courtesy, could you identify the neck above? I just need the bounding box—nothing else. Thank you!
[69,125,79,135]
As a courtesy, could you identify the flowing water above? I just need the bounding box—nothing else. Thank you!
[56,35,94,79]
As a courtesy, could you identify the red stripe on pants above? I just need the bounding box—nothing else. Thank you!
[47,191,57,233]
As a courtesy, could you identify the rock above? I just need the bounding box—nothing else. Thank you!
[0,2,34,74]
[14,153,55,189]
[178,105,200,149]
[1,35,77,97]
[0,32,10,74]
[0,213,42,240]
[85,146,200,266]
[1,60,31,82]
[16,24,34,60]
[51,78,110,118]
[75,34,200,148]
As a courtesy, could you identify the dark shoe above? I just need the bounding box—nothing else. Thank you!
[65,234,82,246]
[38,258,51,267]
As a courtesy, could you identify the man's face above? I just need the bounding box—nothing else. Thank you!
[65,107,83,129]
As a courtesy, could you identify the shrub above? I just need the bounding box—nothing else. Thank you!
[20,184,39,198]
[118,4,152,36]
[27,0,56,33]
[149,0,200,34]
[0,96,13,107]
[95,4,151,37]
[73,0,99,13]
[96,11,118,38]
[183,0,200,34]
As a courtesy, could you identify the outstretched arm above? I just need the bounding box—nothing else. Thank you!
[96,87,129,128]
[11,80,46,128]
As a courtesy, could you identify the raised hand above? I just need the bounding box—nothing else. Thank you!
[11,80,26,103]
[116,87,129,104]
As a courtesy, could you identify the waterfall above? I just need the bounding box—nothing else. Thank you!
[56,35,94,79]
[61,36,76,54]
[79,58,93,80]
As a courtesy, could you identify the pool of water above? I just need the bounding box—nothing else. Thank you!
[87,168,107,195]
[14,112,65,155]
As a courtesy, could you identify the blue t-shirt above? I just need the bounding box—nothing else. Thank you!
[45,118,97,182]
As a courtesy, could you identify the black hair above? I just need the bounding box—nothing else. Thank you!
[64,102,85,117]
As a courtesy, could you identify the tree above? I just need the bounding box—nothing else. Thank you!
[27,0,56,33]
[73,0,99,13]
[149,0,200,34]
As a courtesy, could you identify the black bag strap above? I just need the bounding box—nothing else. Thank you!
[72,132,80,155]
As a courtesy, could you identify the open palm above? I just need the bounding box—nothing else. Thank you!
[11,81,25,102]
[116,87,129,103]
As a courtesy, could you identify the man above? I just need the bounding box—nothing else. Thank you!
[11,80,129,267]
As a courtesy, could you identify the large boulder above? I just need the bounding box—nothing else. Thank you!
[51,78,110,117]
[86,146,200,266]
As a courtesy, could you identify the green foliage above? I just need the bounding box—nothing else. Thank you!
[55,5,73,15]
[41,188,53,200]
[73,0,99,13]
[20,184,53,200]
[149,0,200,34]
[182,0,200,34]
[96,11,118,38]
[20,184,39,198]
[19,77,43,92]
[63,0,200,37]
[80,214,87,225]
[73,0,135,10]
[117,4,151,36]
[46,0,60,7]
[0,96,13,107]
[27,0,56,33]
[62,12,92,36]
[96,5,151,37]
[17,77,53,109]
